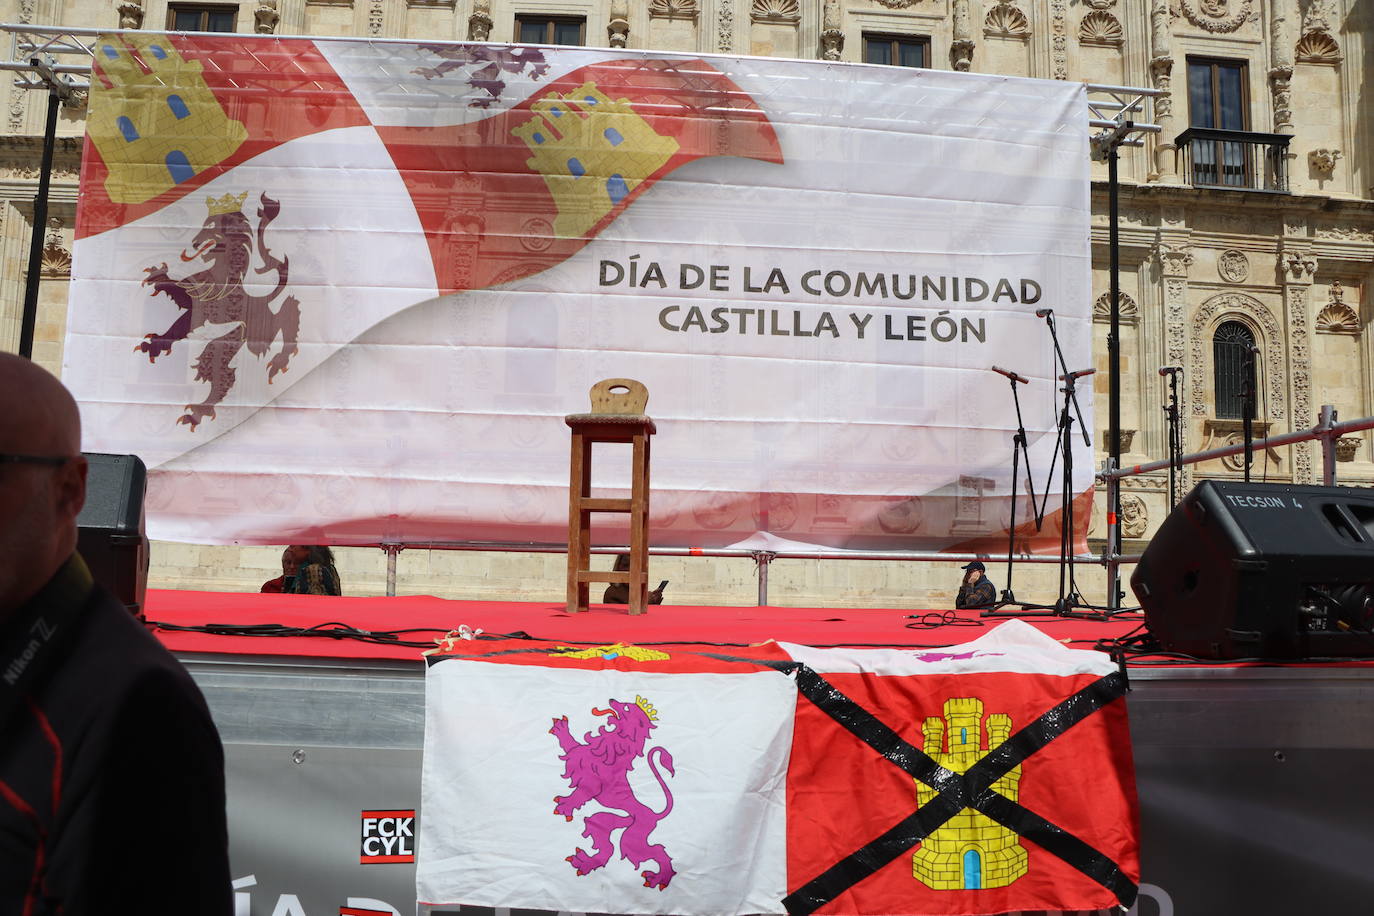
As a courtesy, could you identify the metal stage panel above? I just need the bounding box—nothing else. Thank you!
[185,654,1374,916]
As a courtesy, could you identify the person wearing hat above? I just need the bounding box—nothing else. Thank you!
[955,561,997,609]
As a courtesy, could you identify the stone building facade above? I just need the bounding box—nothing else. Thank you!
[1,0,1370,604]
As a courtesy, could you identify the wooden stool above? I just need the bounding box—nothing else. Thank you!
[565,379,656,614]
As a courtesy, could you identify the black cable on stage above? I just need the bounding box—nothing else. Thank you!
[903,610,986,631]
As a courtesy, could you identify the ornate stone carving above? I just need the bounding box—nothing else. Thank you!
[1316,302,1360,334]
[1190,293,1287,420]
[1315,224,1372,241]
[1281,249,1317,283]
[651,0,699,16]
[1308,148,1341,176]
[468,0,493,40]
[40,217,70,278]
[876,0,918,8]
[1120,493,1148,538]
[718,0,735,52]
[1150,56,1174,120]
[1217,249,1249,283]
[1179,0,1254,33]
[1297,0,1340,62]
[1153,243,1194,277]
[254,1,280,33]
[118,0,145,29]
[1093,291,1139,325]
[1269,66,1294,134]
[1079,10,1123,45]
[608,0,630,46]
[368,0,384,35]
[1336,437,1363,462]
[986,0,1031,38]
[1102,428,1137,452]
[1296,30,1341,62]
[1316,283,1359,334]
[751,0,799,21]
[1201,419,1278,472]
[1050,0,1068,78]
[1287,285,1314,482]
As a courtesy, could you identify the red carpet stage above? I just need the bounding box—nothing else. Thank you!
[147,588,1154,662]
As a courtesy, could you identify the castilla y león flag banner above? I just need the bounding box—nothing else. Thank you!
[417,621,1138,914]
[67,33,1092,549]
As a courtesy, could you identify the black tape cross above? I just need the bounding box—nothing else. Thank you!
[782,665,1135,916]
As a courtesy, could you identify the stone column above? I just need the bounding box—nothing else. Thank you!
[820,0,844,60]
[1279,238,1317,482]
[608,0,630,47]
[1148,0,1179,182]
[951,0,974,71]
[1268,0,1295,134]
[1154,237,1194,497]
[255,0,281,33]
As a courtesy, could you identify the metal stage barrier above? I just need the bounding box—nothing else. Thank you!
[192,652,1374,916]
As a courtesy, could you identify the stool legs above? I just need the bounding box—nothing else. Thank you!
[565,426,652,615]
[566,433,591,613]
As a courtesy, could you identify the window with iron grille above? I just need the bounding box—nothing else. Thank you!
[862,34,930,68]
[515,15,586,45]
[1213,320,1257,419]
[167,4,238,31]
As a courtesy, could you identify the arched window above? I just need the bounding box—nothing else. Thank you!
[1213,320,1257,419]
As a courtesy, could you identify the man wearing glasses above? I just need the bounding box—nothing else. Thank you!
[0,353,232,913]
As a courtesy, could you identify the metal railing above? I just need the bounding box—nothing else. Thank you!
[1176,127,1292,192]
[1099,406,1374,609]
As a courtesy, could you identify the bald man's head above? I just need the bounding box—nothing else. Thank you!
[0,353,88,618]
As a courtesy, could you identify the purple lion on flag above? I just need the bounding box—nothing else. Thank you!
[550,695,676,889]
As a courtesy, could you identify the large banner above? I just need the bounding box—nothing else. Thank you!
[68,33,1092,549]
[417,621,1138,914]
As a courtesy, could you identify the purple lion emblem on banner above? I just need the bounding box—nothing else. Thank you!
[550,695,676,889]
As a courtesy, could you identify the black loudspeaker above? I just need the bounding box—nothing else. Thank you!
[76,453,149,618]
[1131,480,1374,659]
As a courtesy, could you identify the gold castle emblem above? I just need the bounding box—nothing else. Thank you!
[88,33,248,205]
[550,642,672,662]
[512,83,679,239]
[913,698,1029,890]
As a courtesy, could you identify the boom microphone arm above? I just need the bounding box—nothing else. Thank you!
[1036,309,1092,447]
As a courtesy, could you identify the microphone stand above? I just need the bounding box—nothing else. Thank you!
[993,369,1092,618]
[1242,348,1256,483]
[983,369,1037,615]
[1052,370,1110,620]
[1162,369,1182,507]
[1041,311,1092,449]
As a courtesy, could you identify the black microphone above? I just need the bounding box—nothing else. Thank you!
[1059,368,1096,381]
[1158,365,1183,376]
[991,365,1030,385]
[1035,308,1053,318]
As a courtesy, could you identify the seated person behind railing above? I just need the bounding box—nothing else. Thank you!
[955,561,997,610]
[261,545,307,593]
[290,546,342,596]
[602,553,665,605]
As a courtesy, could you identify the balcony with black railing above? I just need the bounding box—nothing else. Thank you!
[1176,128,1293,192]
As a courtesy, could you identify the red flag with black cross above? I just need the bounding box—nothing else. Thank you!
[780,621,1140,916]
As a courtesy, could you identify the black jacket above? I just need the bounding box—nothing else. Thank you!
[0,556,232,915]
